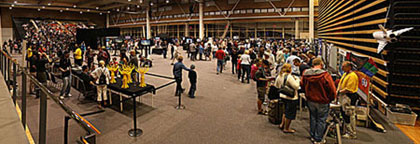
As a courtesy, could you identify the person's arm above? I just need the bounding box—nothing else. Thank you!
[326,74,337,100]
[288,75,300,90]
[181,64,192,71]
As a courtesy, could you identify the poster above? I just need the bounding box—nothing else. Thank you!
[355,71,370,96]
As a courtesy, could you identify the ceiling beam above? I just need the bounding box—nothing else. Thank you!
[101,3,127,10]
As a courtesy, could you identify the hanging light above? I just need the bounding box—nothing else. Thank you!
[60,9,63,12]
[9,7,12,10]
[73,5,77,8]
[136,5,140,8]
[47,3,51,6]
[14,1,17,4]
[100,13,103,15]
[127,7,130,10]
[66,8,69,10]
[166,0,170,4]
[116,8,120,12]
[96,7,99,10]
[11,4,15,7]
[80,11,83,14]
[87,9,90,12]
[107,11,111,13]
[140,0,143,3]
[42,6,45,9]
[38,8,41,11]
[128,0,131,1]
[150,2,153,6]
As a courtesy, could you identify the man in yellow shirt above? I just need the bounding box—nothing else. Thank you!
[338,61,359,139]
[74,46,83,66]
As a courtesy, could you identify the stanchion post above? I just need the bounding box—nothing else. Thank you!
[175,92,185,110]
[39,90,47,144]
[7,58,10,86]
[21,71,27,129]
[128,94,143,137]
[12,62,17,105]
[64,116,70,144]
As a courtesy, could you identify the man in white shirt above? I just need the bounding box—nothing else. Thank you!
[90,60,111,108]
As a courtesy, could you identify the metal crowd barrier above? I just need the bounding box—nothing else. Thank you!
[0,49,101,144]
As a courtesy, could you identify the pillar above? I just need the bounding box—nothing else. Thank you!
[142,26,146,38]
[185,23,189,37]
[106,14,110,28]
[199,2,204,40]
[146,6,151,39]
[309,0,315,42]
[282,27,285,39]
[295,19,299,39]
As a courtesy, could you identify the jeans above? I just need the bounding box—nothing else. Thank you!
[175,78,183,96]
[231,60,237,74]
[60,76,71,96]
[307,101,329,142]
[163,50,167,58]
[340,93,357,136]
[189,82,196,97]
[241,64,251,83]
[217,59,224,73]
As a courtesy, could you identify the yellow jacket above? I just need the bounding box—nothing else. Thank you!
[338,72,359,93]
[74,48,82,60]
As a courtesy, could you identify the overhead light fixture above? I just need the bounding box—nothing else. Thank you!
[80,11,83,14]
[66,8,69,10]
[166,0,170,3]
[38,8,41,11]
[96,7,99,10]
[150,2,153,6]
[87,9,90,12]
[99,13,103,15]
[14,1,17,4]
[11,4,15,7]
[116,8,120,12]
[42,6,45,9]
[9,7,12,10]
[47,3,51,6]
[127,7,130,10]
[60,9,63,12]
[107,11,110,13]
[128,0,131,1]
[136,5,140,8]
[140,0,143,3]
[73,5,77,8]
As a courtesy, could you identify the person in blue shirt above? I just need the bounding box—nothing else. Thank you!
[173,56,192,96]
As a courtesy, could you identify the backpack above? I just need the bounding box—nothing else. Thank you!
[98,68,107,85]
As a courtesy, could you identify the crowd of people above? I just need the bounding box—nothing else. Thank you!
[9,18,361,144]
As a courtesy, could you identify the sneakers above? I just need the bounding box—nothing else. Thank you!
[342,133,357,139]
[59,96,65,100]
[311,138,326,144]
[68,94,72,97]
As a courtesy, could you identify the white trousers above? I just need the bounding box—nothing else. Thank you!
[97,85,108,102]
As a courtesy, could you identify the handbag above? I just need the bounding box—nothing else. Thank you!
[279,74,295,98]
[268,85,280,100]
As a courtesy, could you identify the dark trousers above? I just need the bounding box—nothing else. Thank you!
[241,64,250,83]
[175,78,183,96]
[191,52,197,61]
[171,50,174,59]
[188,82,196,97]
[232,60,237,74]
[75,59,83,66]
[163,50,167,59]
[237,66,242,79]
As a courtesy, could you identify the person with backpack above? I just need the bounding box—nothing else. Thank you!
[59,51,72,100]
[301,58,337,144]
[91,60,111,108]
[274,64,300,133]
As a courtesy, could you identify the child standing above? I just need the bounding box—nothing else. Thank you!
[188,64,197,98]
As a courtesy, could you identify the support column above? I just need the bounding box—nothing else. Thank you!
[106,14,110,28]
[254,23,258,38]
[146,6,151,39]
[309,0,315,42]
[142,26,146,38]
[282,27,285,39]
[199,2,204,40]
[185,23,189,37]
[230,23,233,38]
[177,25,180,38]
[295,19,299,39]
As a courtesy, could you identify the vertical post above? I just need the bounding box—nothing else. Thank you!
[64,116,70,144]
[146,6,151,39]
[7,58,10,88]
[295,19,299,39]
[199,1,204,40]
[254,23,258,38]
[128,94,143,137]
[21,70,27,128]
[309,0,315,42]
[12,62,16,104]
[185,23,189,37]
[39,89,47,144]
[282,27,285,39]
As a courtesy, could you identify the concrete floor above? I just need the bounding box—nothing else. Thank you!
[11,49,413,144]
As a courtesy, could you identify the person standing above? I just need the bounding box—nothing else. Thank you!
[129,50,139,83]
[274,64,300,133]
[231,49,238,74]
[74,46,83,66]
[35,51,52,98]
[91,60,111,108]
[240,50,252,83]
[59,51,72,100]
[189,42,197,61]
[198,42,204,60]
[162,40,168,59]
[173,56,192,96]
[301,58,337,144]
[215,47,226,74]
[255,61,274,114]
[188,64,197,98]
[337,61,359,139]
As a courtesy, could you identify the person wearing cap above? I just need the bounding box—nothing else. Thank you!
[173,56,192,96]
[188,64,197,98]
[91,60,111,108]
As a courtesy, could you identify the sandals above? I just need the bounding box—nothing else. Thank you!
[283,129,296,133]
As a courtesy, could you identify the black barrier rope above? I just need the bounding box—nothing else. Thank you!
[145,72,175,80]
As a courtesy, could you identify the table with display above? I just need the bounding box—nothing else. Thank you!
[71,70,156,137]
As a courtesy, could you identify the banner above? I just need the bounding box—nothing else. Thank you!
[355,71,370,96]
[345,52,379,96]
